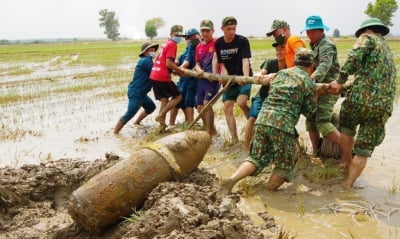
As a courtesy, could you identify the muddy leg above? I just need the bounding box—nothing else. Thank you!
[343,155,367,188]
[266,174,286,191]
[340,133,354,171]
[219,161,256,195]
[244,117,256,152]
[134,111,149,125]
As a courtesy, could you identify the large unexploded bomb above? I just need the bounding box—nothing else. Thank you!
[68,130,211,234]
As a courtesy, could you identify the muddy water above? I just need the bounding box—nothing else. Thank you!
[1,74,400,238]
[204,101,400,239]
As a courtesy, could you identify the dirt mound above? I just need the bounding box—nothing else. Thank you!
[0,155,278,238]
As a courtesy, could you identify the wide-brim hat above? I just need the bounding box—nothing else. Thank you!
[302,15,329,33]
[355,18,389,37]
[139,43,159,57]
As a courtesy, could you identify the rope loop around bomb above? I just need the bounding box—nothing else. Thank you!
[144,142,182,179]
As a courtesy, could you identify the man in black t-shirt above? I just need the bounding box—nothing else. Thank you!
[213,16,252,143]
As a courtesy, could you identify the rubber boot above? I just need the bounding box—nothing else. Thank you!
[113,120,125,134]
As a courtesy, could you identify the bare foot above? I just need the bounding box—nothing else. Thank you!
[155,115,167,129]
[219,178,236,195]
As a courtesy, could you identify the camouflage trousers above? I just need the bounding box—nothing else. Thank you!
[339,100,390,157]
[306,94,339,136]
[245,125,299,181]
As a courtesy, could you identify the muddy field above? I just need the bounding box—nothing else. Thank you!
[1,40,400,238]
[0,154,279,238]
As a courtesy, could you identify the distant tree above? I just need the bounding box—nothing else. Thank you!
[0,39,10,45]
[145,18,165,40]
[333,29,341,38]
[99,9,120,41]
[365,0,398,26]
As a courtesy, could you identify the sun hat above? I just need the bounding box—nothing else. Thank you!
[222,16,237,27]
[302,15,330,32]
[294,47,314,66]
[139,42,159,57]
[170,25,185,36]
[266,19,290,36]
[200,19,214,30]
[355,18,389,37]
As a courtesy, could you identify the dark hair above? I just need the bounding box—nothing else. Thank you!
[294,61,312,67]
[367,26,387,35]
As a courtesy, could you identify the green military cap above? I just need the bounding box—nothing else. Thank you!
[294,47,314,66]
[222,16,237,27]
[200,19,214,30]
[266,19,290,36]
[170,25,185,36]
[355,18,389,37]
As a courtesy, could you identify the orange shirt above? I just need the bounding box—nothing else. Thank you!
[285,36,306,67]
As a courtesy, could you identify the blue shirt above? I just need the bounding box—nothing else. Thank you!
[127,56,153,98]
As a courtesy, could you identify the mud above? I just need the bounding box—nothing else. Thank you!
[0,154,278,239]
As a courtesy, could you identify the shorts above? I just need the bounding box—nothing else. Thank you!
[245,124,299,181]
[151,80,181,100]
[120,95,156,123]
[248,96,265,118]
[222,83,251,102]
[195,79,221,106]
[176,77,199,109]
[306,94,339,136]
[339,100,390,157]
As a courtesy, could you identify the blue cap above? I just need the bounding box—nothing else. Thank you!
[302,15,329,32]
[184,28,200,38]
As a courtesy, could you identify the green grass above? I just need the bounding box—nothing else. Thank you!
[1,38,399,106]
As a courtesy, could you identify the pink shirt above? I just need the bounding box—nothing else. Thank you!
[150,39,178,82]
[195,38,216,73]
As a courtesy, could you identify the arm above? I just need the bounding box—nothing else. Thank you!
[311,43,335,82]
[166,58,185,76]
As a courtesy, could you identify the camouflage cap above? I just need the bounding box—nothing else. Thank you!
[222,16,237,27]
[294,47,314,66]
[200,19,214,30]
[170,25,185,36]
[266,19,290,36]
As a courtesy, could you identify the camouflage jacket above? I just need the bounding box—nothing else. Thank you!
[310,35,340,83]
[338,33,397,114]
[256,66,317,135]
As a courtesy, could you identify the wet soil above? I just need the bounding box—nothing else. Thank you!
[0,153,278,238]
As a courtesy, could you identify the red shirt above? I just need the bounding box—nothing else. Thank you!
[150,39,178,82]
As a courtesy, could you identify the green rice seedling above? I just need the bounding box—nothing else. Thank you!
[389,176,399,195]
[275,226,296,239]
[123,208,143,222]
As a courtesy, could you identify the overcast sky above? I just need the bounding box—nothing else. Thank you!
[1,0,399,40]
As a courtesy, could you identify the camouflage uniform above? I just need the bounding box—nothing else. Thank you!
[306,35,340,136]
[338,33,397,157]
[246,61,317,181]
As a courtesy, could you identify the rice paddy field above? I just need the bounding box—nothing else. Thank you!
[1,38,400,238]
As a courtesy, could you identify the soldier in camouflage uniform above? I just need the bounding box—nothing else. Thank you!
[220,48,317,194]
[329,18,397,188]
[302,15,341,155]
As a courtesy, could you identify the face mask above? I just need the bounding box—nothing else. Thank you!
[274,34,285,45]
[172,36,182,43]
[148,52,156,58]
[190,38,200,47]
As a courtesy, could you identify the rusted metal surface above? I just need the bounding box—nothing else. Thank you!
[68,131,211,234]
